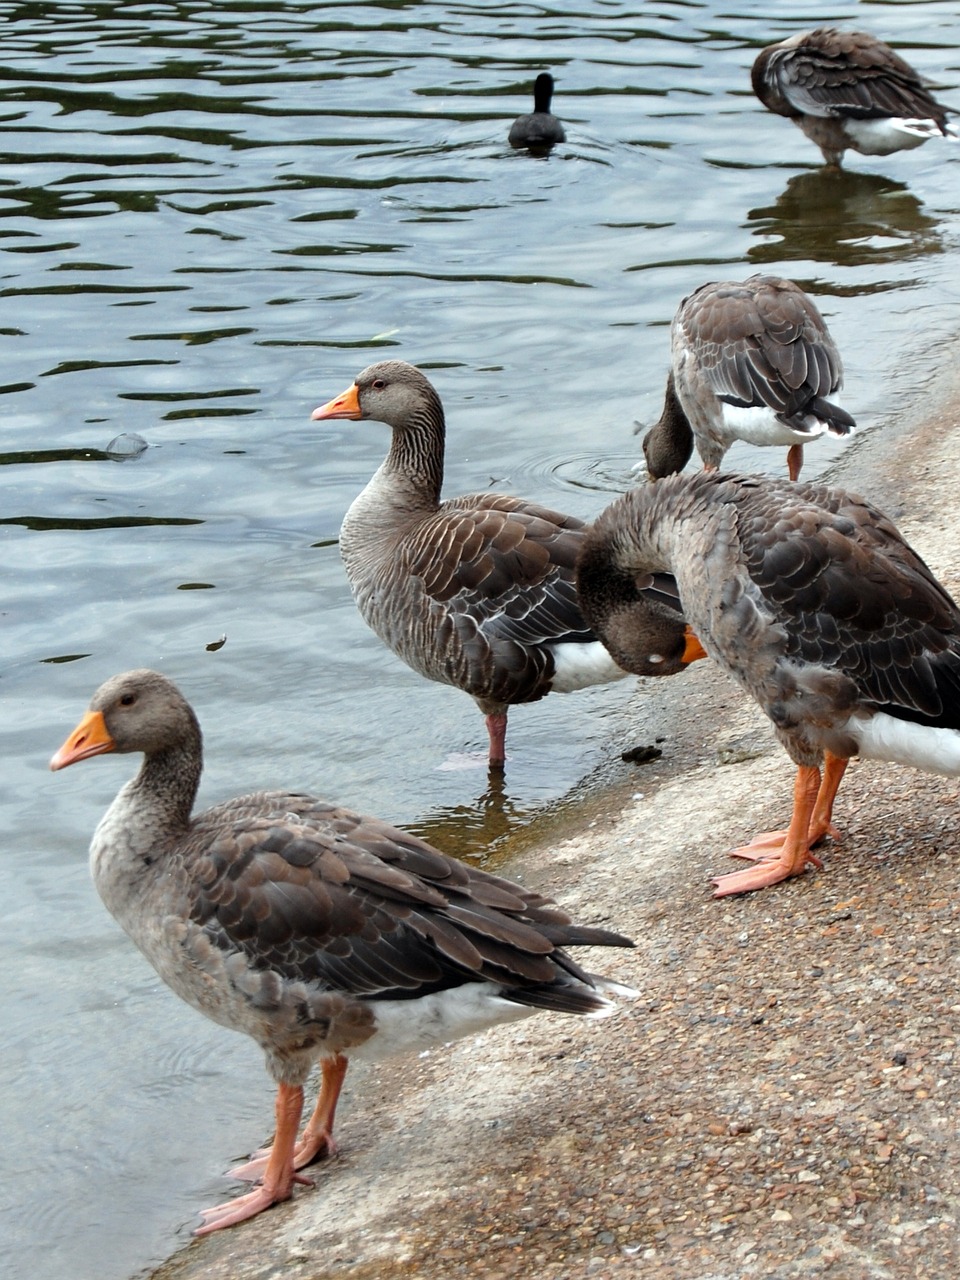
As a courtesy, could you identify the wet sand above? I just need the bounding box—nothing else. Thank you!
[150,365,960,1280]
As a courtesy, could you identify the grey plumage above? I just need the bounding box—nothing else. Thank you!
[752,28,958,166]
[312,360,644,765]
[51,669,634,1231]
[642,276,854,482]
[578,471,960,895]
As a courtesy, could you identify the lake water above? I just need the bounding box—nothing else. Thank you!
[3,2,960,1276]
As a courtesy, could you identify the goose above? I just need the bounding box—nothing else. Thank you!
[50,669,636,1234]
[508,72,565,152]
[312,360,701,766]
[752,28,959,167]
[576,471,960,897]
[641,275,855,483]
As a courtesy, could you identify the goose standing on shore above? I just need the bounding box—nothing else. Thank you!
[577,472,960,897]
[752,28,959,167]
[313,360,700,767]
[50,669,636,1233]
[508,72,565,152]
[641,276,855,483]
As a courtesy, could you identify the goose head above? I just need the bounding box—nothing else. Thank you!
[311,360,442,432]
[641,371,695,480]
[50,669,200,770]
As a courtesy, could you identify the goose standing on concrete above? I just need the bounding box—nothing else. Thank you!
[752,28,958,167]
[641,275,855,483]
[50,669,635,1233]
[508,72,565,152]
[313,360,700,767]
[577,471,960,897]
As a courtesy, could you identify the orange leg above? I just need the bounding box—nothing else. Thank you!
[712,764,823,897]
[195,1080,304,1235]
[230,1054,349,1182]
[725,751,849,867]
[786,443,804,482]
[295,1054,348,1165]
[486,712,508,768]
[808,751,848,845]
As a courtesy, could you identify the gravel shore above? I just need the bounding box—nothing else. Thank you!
[150,370,960,1280]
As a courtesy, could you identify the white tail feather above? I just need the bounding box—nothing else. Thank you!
[585,979,640,1018]
[845,117,950,155]
[848,712,960,776]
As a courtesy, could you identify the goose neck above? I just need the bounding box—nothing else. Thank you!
[111,736,202,858]
[381,399,446,507]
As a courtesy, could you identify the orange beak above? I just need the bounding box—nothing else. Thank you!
[682,627,708,665]
[311,382,362,421]
[50,709,115,771]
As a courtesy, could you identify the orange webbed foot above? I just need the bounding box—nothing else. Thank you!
[712,830,822,898]
[197,1079,309,1233]
[726,829,824,869]
[229,1130,338,1182]
[712,851,816,898]
[194,1180,297,1235]
[712,762,847,898]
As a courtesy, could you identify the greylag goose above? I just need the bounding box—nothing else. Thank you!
[752,28,959,167]
[50,669,635,1234]
[641,276,855,483]
[508,72,565,151]
[312,360,700,766]
[577,471,960,897]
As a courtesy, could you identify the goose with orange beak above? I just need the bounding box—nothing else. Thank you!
[578,470,960,896]
[313,359,705,767]
[50,668,637,1234]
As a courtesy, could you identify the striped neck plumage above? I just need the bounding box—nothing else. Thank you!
[380,392,445,507]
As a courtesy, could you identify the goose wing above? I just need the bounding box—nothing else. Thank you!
[730,476,960,725]
[754,28,948,123]
[406,494,587,636]
[189,795,630,1008]
[680,277,842,422]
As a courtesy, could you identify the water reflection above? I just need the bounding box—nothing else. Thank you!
[0,446,118,465]
[0,437,149,464]
[406,768,527,866]
[0,514,202,530]
[746,169,946,269]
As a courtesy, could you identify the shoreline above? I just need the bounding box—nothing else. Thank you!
[150,365,960,1280]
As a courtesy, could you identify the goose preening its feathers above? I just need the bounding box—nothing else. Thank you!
[752,28,959,167]
[508,72,565,152]
[50,669,635,1233]
[642,275,855,483]
[312,360,699,767]
[577,471,960,897]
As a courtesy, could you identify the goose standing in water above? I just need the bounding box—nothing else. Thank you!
[752,28,959,167]
[641,276,855,483]
[577,472,960,897]
[313,360,700,767]
[508,72,565,152]
[50,669,635,1233]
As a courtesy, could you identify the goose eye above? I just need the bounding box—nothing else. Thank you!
[119,693,137,706]
[371,378,386,390]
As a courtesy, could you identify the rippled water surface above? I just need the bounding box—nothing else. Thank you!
[4,2,960,1275]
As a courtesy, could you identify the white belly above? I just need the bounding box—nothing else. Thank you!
[549,640,628,693]
[716,404,827,448]
[350,984,536,1062]
[844,118,931,156]
[847,711,960,775]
